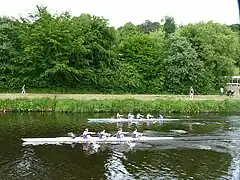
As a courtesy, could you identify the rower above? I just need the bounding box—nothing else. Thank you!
[98,129,108,139]
[68,132,75,139]
[136,113,143,119]
[128,113,134,119]
[116,128,124,139]
[159,114,163,119]
[146,113,153,119]
[116,113,123,119]
[82,128,89,139]
[132,129,138,138]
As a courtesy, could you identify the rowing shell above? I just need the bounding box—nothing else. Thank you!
[88,118,179,123]
[21,136,174,145]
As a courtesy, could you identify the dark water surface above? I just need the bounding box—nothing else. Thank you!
[0,112,240,180]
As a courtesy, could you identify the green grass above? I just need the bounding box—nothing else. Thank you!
[0,97,240,113]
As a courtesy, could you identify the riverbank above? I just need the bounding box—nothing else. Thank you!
[0,93,239,101]
[0,94,239,113]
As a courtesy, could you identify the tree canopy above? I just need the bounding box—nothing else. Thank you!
[1,6,240,94]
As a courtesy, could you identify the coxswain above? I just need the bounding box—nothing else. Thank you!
[116,113,123,119]
[116,128,124,139]
[146,113,153,119]
[136,113,143,119]
[82,128,89,139]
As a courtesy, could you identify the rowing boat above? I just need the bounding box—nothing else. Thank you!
[88,118,179,123]
[21,136,174,144]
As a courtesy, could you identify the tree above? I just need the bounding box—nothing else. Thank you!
[18,6,118,90]
[118,29,166,93]
[163,16,176,37]
[179,22,240,90]
[0,17,21,89]
[138,20,161,33]
[163,33,209,94]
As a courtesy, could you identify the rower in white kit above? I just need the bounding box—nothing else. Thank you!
[128,113,134,119]
[136,113,143,119]
[159,114,163,119]
[146,113,153,119]
[116,113,123,119]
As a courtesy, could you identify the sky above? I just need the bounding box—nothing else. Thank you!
[0,0,239,27]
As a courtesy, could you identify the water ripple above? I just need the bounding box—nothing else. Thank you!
[0,146,49,180]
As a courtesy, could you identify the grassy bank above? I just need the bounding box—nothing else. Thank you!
[0,98,240,113]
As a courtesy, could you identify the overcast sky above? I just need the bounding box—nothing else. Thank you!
[0,0,239,27]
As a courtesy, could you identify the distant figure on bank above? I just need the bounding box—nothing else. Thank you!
[189,86,194,98]
[227,89,235,97]
[21,85,26,94]
[220,87,224,95]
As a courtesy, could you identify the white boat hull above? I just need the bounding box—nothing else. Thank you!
[88,118,179,123]
[21,136,174,145]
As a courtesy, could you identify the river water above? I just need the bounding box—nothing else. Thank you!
[0,112,240,180]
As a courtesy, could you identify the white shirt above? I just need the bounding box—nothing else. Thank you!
[136,114,141,119]
[83,130,88,136]
[117,113,121,119]
[146,114,152,119]
[128,113,134,119]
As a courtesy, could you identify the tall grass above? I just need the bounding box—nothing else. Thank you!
[0,98,239,113]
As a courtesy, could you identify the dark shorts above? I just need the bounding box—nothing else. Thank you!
[117,134,121,138]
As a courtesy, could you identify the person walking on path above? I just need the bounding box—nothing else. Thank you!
[21,85,26,94]
[220,87,224,96]
[189,86,194,98]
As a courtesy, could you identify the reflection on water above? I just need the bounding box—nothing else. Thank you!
[0,113,239,179]
[105,151,134,180]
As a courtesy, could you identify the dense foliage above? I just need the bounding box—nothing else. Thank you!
[1,6,240,94]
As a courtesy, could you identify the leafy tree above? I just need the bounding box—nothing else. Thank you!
[118,29,165,93]
[179,22,240,89]
[138,20,161,33]
[163,16,176,37]
[0,17,21,89]
[18,6,118,89]
[163,33,208,94]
